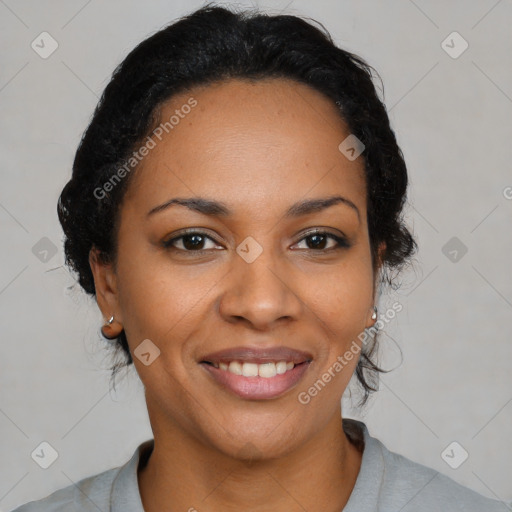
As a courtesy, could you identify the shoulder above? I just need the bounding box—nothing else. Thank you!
[10,439,152,512]
[9,466,120,512]
[343,419,510,512]
[376,436,509,511]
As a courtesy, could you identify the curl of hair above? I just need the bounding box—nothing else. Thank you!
[58,4,418,407]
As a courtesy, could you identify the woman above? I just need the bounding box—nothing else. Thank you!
[12,4,509,511]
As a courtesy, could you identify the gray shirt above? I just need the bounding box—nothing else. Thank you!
[11,419,510,511]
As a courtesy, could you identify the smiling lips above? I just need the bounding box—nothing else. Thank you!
[200,346,313,400]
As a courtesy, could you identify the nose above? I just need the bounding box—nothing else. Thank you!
[219,247,303,330]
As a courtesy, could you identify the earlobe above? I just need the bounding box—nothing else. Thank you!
[366,305,378,329]
[89,247,123,337]
[367,242,386,329]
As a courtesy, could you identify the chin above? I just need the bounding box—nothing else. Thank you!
[202,420,307,462]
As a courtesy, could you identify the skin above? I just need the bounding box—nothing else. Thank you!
[90,77,385,512]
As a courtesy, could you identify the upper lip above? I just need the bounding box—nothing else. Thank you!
[200,346,313,365]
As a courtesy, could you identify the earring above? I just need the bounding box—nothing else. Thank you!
[371,306,377,321]
[101,315,118,341]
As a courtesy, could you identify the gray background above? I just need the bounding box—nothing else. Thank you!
[1,0,511,510]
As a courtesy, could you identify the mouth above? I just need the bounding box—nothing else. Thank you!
[199,345,313,400]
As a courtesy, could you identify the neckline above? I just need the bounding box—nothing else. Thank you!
[113,418,376,512]
[341,418,382,511]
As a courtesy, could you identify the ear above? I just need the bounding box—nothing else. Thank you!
[89,247,123,336]
[372,241,386,301]
[366,241,386,328]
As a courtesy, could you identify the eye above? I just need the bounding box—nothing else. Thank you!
[293,230,350,251]
[162,230,222,252]
[162,229,350,254]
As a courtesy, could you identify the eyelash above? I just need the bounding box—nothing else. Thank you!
[162,229,351,254]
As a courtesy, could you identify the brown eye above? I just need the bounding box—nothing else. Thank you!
[294,231,350,251]
[163,231,221,252]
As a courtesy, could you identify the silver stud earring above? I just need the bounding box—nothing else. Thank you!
[100,315,117,342]
[371,307,377,321]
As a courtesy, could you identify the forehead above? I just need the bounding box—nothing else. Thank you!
[123,77,366,218]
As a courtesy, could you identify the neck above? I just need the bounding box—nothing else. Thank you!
[138,409,363,512]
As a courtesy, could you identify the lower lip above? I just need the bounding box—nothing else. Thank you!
[200,362,311,400]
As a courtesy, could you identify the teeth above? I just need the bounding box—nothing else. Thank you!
[228,361,243,375]
[258,362,277,378]
[242,362,259,377]
[213,360,297,378]
[276,361,287,374]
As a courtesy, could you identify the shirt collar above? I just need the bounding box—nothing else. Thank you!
[111,439,153,512]
[343,418,383,512]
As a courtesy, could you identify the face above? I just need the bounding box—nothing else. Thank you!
[91,77,384,460]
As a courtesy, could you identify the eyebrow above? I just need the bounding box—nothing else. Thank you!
[147,195,360,222]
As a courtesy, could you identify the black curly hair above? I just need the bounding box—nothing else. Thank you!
[57,3,417,407]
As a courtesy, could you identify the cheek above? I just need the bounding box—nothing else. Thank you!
[115,242,213,348]
[299,251,374,399]
[306,258,374,337]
